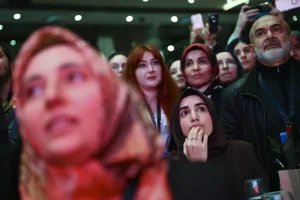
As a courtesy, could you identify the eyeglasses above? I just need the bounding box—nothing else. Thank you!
[218,60,237,68]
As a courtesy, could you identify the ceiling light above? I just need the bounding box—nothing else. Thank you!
[13,13,21,20]
[223,0,249,10]
[171,16,178,23]
[293,16,298,21]
[167,45,175,52]
[0,25,3,31]
[75,15,82,21]
[143,0,149,2]
[10,40,16,46]
[126,16,133,22]
[188,0,195,3]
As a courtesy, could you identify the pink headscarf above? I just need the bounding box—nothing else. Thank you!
[13,26,171,200]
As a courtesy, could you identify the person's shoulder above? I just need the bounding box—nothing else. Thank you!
[229,140,255,155]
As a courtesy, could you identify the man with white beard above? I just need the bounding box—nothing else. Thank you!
[220,15,300,191]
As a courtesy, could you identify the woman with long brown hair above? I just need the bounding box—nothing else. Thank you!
[123,45,180,149]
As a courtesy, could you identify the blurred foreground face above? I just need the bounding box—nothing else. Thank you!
[170,60,186,89]
[233,42,256,73]
[19,44,102,164]
[0,47,10,78]
[216,52,238,85]
[109,54,127,78]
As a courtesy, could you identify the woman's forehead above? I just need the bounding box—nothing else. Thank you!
[180,95,205,107]
[23,45,85,79]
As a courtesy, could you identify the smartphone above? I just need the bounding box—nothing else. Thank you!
[208,13,219,34]
[275,0,299,12]
[244,4,271,19]
[191,14,204,30]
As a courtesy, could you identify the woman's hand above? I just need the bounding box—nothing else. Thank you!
[183,127,208,162]
[233,5,259,36]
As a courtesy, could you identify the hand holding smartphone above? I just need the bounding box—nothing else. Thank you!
[191,14,204,30]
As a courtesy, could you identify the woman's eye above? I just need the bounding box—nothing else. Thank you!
[152,60,160,66]
[180,110,189,117]
[26,86,43,98]
[198,59,208,64]
[185,61,193,67]
[234,51,240,56]
[197,106,206,112]
[68,71,85,82]
[112,64,119,69]
[138,63,147,68]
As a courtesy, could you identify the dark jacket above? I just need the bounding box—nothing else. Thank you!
[167,88,266,200]
[220,58,300,189]
[0,101,11,199]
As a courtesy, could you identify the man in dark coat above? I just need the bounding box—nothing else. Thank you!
[220,15,300,191]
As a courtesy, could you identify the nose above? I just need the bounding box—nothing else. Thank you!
[147,64,154,72]
[290,49,295,57]
[118,66,123,73]
[177,71,183,77]
[192,63,200,71]
[266,30,274,38]
[240,51,246,59]
[45,81,63,108]
[222,62,229,70]
[190,110,199,122]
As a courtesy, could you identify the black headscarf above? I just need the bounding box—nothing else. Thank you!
[170,87,229,161]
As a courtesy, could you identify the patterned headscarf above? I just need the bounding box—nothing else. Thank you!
[13,26,171,200]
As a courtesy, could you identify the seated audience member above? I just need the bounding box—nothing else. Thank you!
[13,26,172,200]
[123,45,180,149]
[169,60,186,89]
[180,43,223,116]
[290,30,300,61]
[216,51,244,86]
[221,15,300,191]
[167,88,266,200]
[108,52,127,78]
[227,38,256,73]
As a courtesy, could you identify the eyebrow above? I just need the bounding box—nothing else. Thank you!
[255,24,283,34]
[140,58,158,63]
[179,102,206,111]
[23,62,83,85]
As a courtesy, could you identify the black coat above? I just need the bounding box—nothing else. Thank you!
[0,102,11,199]
[220,58,300,190]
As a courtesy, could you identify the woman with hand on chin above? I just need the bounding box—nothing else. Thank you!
[167,88,266,199]
[123,45,179,149]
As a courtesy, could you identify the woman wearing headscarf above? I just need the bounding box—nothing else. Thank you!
[13,26,172,200]
[123,45,180,150]
[180,43,223,116]
[167,88,266,199]
[216,51,244,87]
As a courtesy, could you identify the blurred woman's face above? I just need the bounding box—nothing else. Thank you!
[135,52,162,91]
[216,52,238,85]
[170,60,186,89]
[233,42,256,73]
[183,50,213,89]
[179,95,213,137]
[19,44,102,164]
[109,54,127,78]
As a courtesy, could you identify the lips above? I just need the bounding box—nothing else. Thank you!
[177,78,185,83]
[190,124,204,131]
[263,40,281,50]
[222,73,232,78]
[192,74,204,79]
[45,115,77,136]
[147,76,156,80]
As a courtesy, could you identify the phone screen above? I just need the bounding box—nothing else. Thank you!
[191,14,204,30]
[208,13,219,34]
[275,0,300,11]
